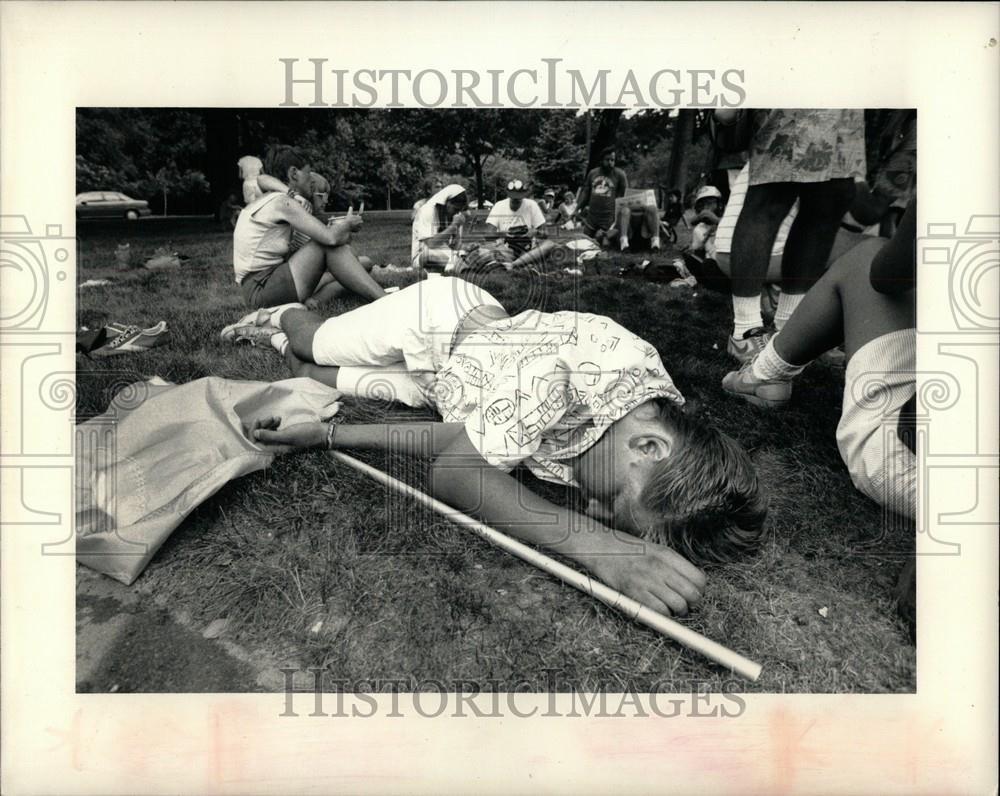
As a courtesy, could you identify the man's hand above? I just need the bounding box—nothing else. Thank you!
[587,539,706,617]
[247,416,327,454]
[451,211,467,228]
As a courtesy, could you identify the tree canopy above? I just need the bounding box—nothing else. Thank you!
[77,107,716,215]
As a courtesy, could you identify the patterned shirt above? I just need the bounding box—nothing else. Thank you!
[749,109,866,186]
[432,310,684,487]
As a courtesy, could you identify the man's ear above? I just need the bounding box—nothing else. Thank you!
[629,432,672,463]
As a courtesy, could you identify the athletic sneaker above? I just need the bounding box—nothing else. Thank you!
[92,321,171,357]
[219,302,303,343]
[224,324,280,348]
[727,326,774,364]
[721,361,792,410]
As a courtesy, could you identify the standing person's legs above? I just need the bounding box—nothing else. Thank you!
[728,182,799,337]
[773,178,856,329]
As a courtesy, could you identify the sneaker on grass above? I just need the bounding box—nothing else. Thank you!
[224,324,282,348]
[726,326,774,365]
[219,302,303,343]
[92,321,171,357]
[721,361,793,410]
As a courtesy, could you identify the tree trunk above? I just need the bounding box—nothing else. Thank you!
[587,109,624,171]
[666,110,696,194]
[202,109,241,219]
[162,188,168,216]
[386,185,391,211]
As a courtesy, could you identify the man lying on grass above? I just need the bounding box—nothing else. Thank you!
[223,278,766,616]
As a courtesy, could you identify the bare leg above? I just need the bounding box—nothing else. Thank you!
[308,279,347,306]
[284,344,340,388]
[773,237,914,366]
[322,245,386,302]
[278,307,328,362]
[642,205,661,245]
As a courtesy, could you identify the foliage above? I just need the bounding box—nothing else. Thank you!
[77,107,711,214]
[529,111,586,193]
[76,109,210,213]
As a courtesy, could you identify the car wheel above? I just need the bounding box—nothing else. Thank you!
[126,210,139,221]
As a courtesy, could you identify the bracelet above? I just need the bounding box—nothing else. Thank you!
[326,420,339,450]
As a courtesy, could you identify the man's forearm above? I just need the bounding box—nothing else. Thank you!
[430,442,644,566]
[333,422,467,457]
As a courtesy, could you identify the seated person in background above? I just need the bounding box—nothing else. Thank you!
[238,155,264,206]
[226,145,385,314]
[411,184,468,272]
[660,189,684,240]
[557,190,578,228]
[688,185,724,258]
[254,169,362,307]
[228,276,767,616]
[577,147,659,252]
[538,189,558,221]
[466,180,575,273]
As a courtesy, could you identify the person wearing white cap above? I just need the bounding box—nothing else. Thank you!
[689,185,724,257]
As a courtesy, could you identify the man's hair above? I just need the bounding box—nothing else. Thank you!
[263,145,307,180]
[600,146,616,159]
[639,399,767,563]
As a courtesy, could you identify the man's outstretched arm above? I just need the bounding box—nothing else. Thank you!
[428,430,705,616]
[250,418,705,614]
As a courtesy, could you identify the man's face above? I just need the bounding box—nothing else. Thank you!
[602,152,616,169]
[509,195,523,210]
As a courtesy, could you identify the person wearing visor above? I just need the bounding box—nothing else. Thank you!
[483,179,548,257]
[462,179,555,273]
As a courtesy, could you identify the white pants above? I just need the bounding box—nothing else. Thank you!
[310,277,504,407]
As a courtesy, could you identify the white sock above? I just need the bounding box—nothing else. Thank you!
[620,236,629,250]
[732,295,763,338]
[270,332,289,356]
[774,292,805,331]
[651,236,661,249]
[751,338,806,381]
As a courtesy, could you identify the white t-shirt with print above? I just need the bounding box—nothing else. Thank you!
[432,310,684,487]
[486,198,547,233]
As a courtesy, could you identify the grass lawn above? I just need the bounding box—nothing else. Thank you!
[76,212,915,693]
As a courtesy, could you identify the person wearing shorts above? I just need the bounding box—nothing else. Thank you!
[722,199,916,518]
[231,145,386,310]
[226,276,769,618]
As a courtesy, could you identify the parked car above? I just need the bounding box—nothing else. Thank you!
[76,191,151,220]
[468,199,494,210]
